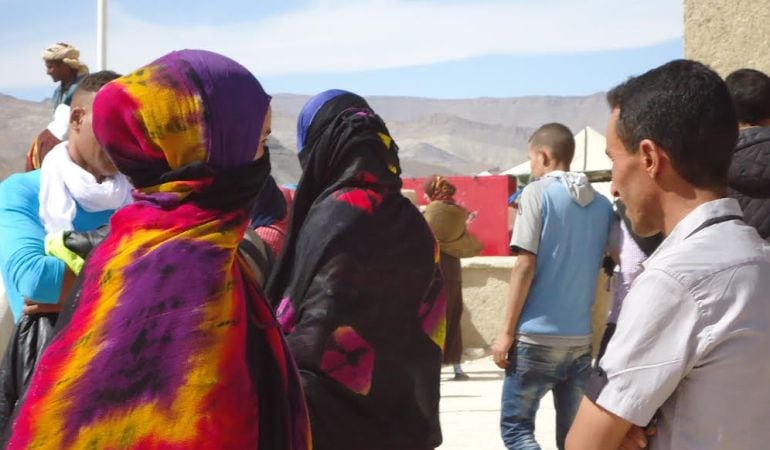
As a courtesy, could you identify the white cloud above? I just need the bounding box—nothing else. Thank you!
[2,0,682,89]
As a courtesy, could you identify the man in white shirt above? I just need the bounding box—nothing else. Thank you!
[566,60,770,450]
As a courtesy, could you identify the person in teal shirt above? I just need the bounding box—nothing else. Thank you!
[0,171,114,320]
[0,71,132,433]
[0,71,131,321]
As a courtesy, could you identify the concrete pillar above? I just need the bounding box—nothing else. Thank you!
[684,0,770,76]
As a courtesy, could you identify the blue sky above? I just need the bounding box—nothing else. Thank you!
[1,0,683,101]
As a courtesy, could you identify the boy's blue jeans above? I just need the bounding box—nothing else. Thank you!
[500,341,592,450]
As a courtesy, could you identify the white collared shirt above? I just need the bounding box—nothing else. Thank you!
[591,198,770,450]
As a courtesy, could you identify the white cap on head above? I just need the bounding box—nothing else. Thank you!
[42,42,89,75]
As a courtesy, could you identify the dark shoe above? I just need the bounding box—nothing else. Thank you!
[453,372,470,381]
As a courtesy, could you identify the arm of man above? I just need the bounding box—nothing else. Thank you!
[491,182,543,369]
[24,225,113,314]
[567,400,655,450]
[0,176,68,309]
[492,251,536,368]
[566,398,632,450]
[22,268,74,314]
[567,269,699,449]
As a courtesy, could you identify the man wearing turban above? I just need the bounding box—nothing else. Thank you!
[42,42,89,110]
[26,43,91,171]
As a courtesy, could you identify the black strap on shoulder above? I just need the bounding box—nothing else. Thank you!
[685,215,743,240]
[584,366,609,403]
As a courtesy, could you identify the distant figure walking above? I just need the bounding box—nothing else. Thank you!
[423,175,483,380]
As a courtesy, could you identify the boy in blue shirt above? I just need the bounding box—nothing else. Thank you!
[492,123,613,450]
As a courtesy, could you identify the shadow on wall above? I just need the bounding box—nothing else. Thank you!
[461,303,487,352]
[460,259,515,351]
[458,257,612,360]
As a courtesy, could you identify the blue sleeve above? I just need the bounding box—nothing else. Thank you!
[0,175,65,304]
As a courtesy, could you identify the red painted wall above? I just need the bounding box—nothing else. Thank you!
[402,175,516,256]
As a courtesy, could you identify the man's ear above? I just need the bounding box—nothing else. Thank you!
[69,106,85,133]
[639,139,666,179]
[539,148,550,168]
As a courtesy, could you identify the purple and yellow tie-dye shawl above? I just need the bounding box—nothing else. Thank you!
[6,50,310,450]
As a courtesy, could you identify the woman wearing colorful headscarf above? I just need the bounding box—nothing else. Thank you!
[266,90,445,450]
[4,50,310,450]
[422,176,483,380]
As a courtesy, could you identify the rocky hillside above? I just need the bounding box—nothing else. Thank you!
[0,92,611,184]
[0,94,51,177]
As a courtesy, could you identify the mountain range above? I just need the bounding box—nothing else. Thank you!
[0,92,611,184]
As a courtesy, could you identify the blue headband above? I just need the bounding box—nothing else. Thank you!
[296,89,351,153]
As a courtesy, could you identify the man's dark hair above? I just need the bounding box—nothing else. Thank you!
[529,122,575,164]
[75,70,121,95]
[725,68,770,126]
[607,59,738,188]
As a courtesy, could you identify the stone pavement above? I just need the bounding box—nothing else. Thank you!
[439,357,558,450]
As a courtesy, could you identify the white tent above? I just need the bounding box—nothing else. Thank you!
[500,161,530,176]
[570,126,609,172]
[571,126,613,200]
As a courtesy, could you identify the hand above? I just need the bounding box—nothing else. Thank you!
[602,255,616,277]
[23,298,64,315]
[619,425,656,449]
[491,333,514,369]
[63,225,110,259]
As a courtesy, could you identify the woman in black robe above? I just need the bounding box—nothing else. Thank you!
[266,90,445,450]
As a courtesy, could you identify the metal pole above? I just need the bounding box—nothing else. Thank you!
[97,0,107,70]
[583,126,588,171]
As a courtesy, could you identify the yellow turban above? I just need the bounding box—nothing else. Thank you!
[42,42,89,75]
